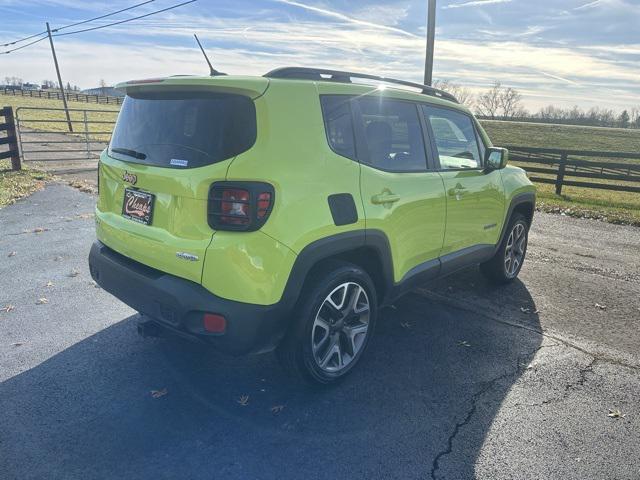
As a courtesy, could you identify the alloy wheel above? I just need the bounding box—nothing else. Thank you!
[311,282,371,373]
[504,222,527,278]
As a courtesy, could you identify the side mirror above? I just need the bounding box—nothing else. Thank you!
[485,147,508,171]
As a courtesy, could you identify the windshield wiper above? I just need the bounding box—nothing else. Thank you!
[110,147,147,160]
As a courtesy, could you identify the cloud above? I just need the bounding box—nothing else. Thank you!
[573,0,604,10]
[274,0,419,37]
[443,0,512,9]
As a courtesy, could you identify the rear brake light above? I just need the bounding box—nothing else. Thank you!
[208,182,274,231]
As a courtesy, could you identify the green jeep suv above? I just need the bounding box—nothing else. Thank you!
[88,67,535,384]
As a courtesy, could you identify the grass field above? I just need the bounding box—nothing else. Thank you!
[0,93,119,141]
[481,120,640,153]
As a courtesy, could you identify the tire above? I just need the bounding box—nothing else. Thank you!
[480,213,529,284]
[276,260,377,385]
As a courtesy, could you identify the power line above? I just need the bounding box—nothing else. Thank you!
[1,35,48,55]
[0,0,197,55]
[54,0,198,37]
[1,30,47,48]
[1,0,158,47]
[52,0,156,33]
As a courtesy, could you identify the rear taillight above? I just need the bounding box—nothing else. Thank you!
[208,182,274,231]
[220,188,250,226]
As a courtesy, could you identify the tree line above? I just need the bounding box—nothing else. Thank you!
[3,76,81,92]
[434,80,640,129]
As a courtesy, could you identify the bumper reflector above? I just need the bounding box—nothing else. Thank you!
[203,313,226,333]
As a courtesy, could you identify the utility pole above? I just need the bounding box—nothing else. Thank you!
[423,0,436,86]
[46,22,73,132]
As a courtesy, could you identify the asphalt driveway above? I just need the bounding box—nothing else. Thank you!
[1,184,639,480]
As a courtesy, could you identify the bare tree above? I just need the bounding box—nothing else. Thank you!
[476,81,502,118]
[432,79,475,109]
[98,78,108,95]
[4,76,23,87]
[500,86,523,118]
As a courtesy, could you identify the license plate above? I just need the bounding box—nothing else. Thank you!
[122,188,154,225]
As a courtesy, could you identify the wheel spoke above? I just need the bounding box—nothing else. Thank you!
[319,336,339,369]
[345,284,363,314]
[312,321,331,353]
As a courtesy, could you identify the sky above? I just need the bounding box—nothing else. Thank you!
[1,0,639,112]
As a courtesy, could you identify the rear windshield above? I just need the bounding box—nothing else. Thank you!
[108,91,256,169]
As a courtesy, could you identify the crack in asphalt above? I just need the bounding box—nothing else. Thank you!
[508,356,599,409]
[429,348,539,480]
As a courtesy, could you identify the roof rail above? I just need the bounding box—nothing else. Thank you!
[263,67,459,104]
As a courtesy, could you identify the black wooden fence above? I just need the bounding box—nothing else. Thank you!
[0,106,20,170]
[1,87,123,105]
[507,146,640,194]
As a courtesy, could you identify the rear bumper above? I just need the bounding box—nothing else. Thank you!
[88,241,289,355]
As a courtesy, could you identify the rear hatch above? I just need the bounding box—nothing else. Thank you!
[96,76,267,283]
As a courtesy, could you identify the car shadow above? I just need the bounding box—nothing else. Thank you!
[1,268,541,480]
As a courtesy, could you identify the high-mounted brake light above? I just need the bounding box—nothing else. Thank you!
[125,78,164,85]
[208,182,274,232]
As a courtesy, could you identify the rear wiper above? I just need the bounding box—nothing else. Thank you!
[110,147,147,160]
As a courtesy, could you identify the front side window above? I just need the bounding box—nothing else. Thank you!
[109,91,256,169]
[423,106,482,169]
[355,97,427,172]
[320,95,356,159]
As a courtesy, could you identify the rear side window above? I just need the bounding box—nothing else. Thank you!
[109,91,256,169]
[423,106,482,169]
[355,97,427,172]
[320,95,356,159]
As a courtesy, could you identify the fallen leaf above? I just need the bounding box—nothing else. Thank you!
[150,388,168,398]
[1,305,15,313]
[7,251,16,257]
[608,408,625,418]
[237,395,249,406]
[457,340,471,347]
[68,269,80,277]
[45,281,54,287]
[595,303,607,310]
[36,298,48,305]
[271,405,285,415]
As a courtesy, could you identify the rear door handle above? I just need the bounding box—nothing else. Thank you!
[371,190,401,205]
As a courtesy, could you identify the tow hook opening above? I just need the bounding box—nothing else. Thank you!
[137,318,163,338]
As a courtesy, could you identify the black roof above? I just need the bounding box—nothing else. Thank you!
[264,67,459,104]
